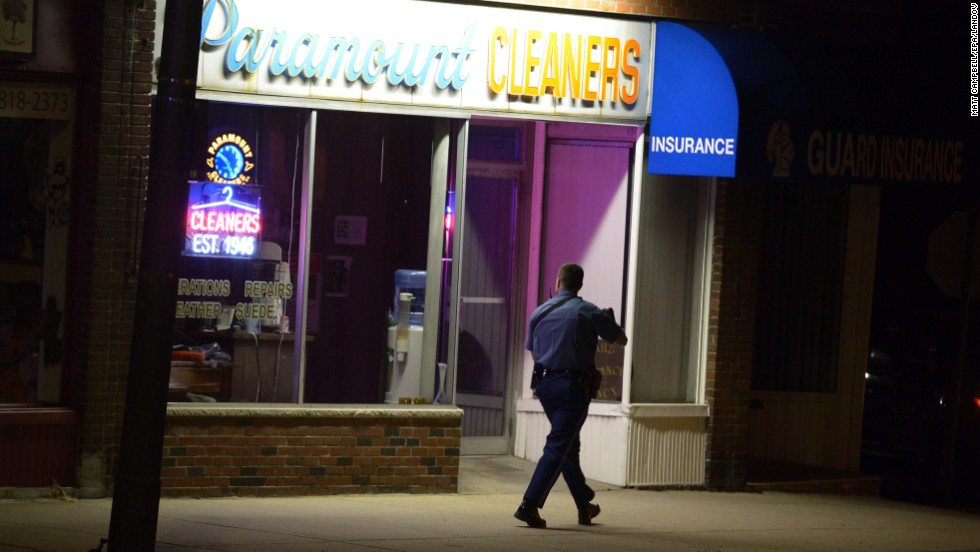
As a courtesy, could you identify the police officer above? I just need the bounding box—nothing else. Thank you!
[514,263,628,528]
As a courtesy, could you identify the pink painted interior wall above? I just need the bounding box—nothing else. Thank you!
[539,143,631,312]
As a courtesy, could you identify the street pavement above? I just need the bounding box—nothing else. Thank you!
[1,455,978,551]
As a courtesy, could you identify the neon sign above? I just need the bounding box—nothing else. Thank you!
[206,132,255,184]
[184,182,262,258]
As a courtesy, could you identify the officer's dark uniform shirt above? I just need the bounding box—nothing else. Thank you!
[525,289,622,372]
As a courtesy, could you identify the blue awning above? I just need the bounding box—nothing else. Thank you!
[648,22,806,179]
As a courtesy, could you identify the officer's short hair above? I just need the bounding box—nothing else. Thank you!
[558,263,584,292]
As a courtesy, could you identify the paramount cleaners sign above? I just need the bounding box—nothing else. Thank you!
[157,0,652,121]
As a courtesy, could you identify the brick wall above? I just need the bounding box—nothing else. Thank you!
[488,0,788,29]
[161,407,462,498]
[704,180,763,491]
[76,0,156,495]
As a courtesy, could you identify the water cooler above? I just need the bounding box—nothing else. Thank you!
[385,270,425,403]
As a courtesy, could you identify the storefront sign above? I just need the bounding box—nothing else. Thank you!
[184,182,262,258]
[0,82,74,120]
[158,0,651,121]
[648,23,738,177]
[805,130,963,184]
[237,278,293,320]
[487,29,642,104]
[202,2,475,91]
[206,132,255,184]
[756,120,967,183]
[175,277,294,322]
[176,278,230,320]
[594,341,624,402]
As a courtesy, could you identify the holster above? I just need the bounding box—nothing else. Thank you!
[583,365,602,400]
[531,362,545,390]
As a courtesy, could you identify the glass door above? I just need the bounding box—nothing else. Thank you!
[457,176,517,450]
[454,121,528,455]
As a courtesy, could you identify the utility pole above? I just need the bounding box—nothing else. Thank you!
[107,1,201,549]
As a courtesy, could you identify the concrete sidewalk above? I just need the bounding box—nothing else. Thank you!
[1,456,978,551]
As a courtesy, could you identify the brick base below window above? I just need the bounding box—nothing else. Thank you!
[162,405,462,498]
[0,408,80,487]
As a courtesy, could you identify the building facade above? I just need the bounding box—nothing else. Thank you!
[1,0,974,505]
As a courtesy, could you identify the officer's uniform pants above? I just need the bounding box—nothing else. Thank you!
[523,371,595,509]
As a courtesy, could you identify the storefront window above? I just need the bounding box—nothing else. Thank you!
[170,101,307,403]
[467,125,521,163]
[304,111,437,404]
[169,102,454,406]
[1,82,75,406]
[752,180,848,393]
[630,174,713,403]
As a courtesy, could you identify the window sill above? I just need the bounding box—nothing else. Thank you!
[166,403,463,419]
[517,399,708,418]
